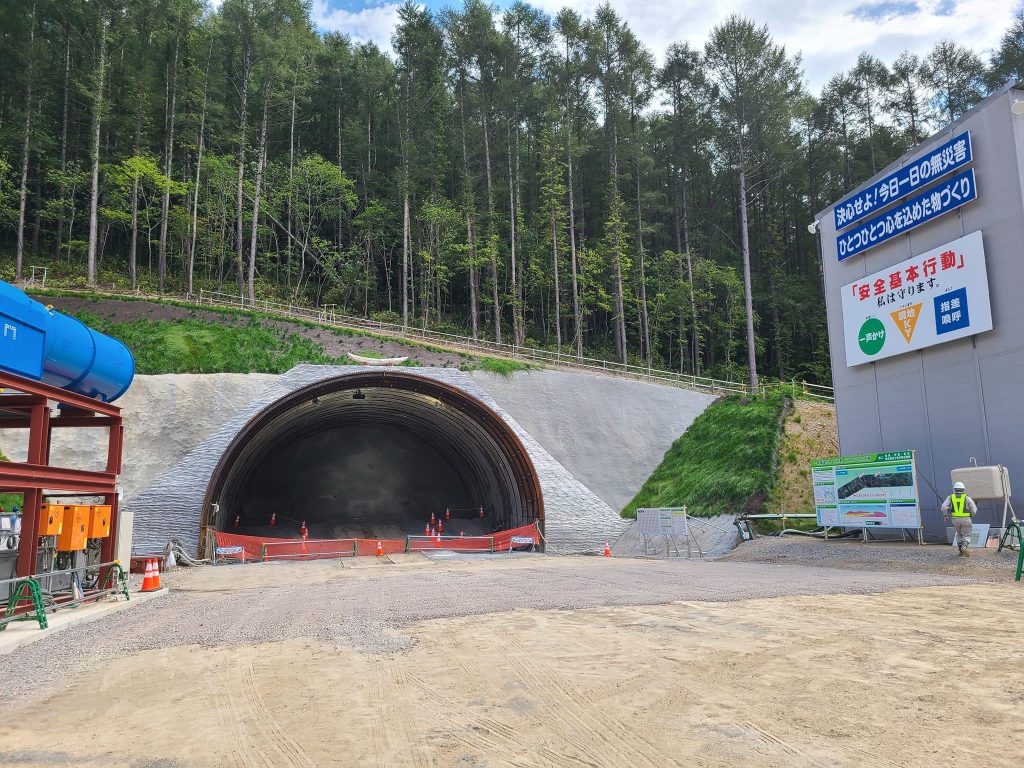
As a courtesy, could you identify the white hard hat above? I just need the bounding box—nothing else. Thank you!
[953,481,966,492]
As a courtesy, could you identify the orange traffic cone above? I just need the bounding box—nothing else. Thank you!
[269,512,276,526]
[376,540,384,557]
[425,523,431,535]
[479,506,485,519]
[139,560,155,591]
[234,515,240,528]
[438,521,444,533]
[150,558,162,589]
[430,511,436,525]
[140,559,160,592]
[603,541,611,557]
[445,508,451,521]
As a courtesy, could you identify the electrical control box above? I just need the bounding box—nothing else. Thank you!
[87,505,112,538]
[38,504,65,536]
[56,505,88,551]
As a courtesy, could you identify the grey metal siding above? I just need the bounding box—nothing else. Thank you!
[819,86,1024,537]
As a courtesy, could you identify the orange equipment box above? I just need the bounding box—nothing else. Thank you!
[38,505,66,536]
[57,505,88,551]
[87,505,112,538]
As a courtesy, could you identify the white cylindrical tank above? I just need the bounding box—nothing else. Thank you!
[949,465,1010,500]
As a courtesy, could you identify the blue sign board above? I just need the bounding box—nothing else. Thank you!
[833,131,972,231]
[934,287,970,335]
[836,168,977,262]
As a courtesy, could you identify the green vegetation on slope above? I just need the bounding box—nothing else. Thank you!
[622,391,789,519]
[76,313,341,375]
[35,289,534,375]
[473,357,533,375]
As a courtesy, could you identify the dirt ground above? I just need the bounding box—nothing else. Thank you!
[43,295,470,368]
[724,535,1020,579]
[768,399,839,516]
[1,555,1021,768]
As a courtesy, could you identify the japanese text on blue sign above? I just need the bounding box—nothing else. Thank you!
[836,168,976,262]
[833,131,971,231]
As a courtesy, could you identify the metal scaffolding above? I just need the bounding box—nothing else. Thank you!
[0,370,124,578]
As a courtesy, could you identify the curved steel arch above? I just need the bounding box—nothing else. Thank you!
[200,370,544,543]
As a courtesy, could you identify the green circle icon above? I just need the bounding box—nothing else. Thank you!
[858,318,886,356]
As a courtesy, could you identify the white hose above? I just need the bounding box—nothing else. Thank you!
[164,537,210,567]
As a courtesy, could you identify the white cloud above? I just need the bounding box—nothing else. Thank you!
[529,0,1019,90]
[308,0,1019,91]
[312,0,404,49]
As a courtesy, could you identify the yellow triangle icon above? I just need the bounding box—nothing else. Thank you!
[890,303,923,343]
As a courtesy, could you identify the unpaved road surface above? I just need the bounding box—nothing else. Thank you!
[725,535,1019,579]
[0,554,1019,767]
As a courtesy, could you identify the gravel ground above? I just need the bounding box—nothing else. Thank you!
[723,535,1019,578]
[0,554,974,704]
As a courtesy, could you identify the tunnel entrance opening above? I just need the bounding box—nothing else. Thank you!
[203,372,543,544]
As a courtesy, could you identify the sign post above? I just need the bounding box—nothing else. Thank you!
[840,231,993,366]
[832,130,975,261]
[812,451,923,542]
[636,507,697,557]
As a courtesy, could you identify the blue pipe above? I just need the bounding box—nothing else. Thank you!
[0,281,135,402]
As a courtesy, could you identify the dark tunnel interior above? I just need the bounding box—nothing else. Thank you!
[205,373,543,541]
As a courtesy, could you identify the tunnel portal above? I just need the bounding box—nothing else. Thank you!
[204,371,543,541]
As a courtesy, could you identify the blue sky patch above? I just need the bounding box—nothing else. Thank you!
[852,0,921,20]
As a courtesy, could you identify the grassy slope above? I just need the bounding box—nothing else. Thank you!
[767,400,839,515]
[77,312,344,375]
[622,391,789,519]
[35,289,532,376]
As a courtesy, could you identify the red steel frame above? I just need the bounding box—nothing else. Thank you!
[0,371,123,577]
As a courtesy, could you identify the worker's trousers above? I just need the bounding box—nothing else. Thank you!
[953,517,973,550]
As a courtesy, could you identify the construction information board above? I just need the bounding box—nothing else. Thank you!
[841,230,993,366]
[812,451,921,529]
[636,508,689,537]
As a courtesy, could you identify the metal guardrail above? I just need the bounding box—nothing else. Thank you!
[0,575,48,630]
[23,283,834,401]
[195,290,834,399]
[0,560,129,631]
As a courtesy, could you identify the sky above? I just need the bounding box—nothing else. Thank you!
[306,0,1021,92]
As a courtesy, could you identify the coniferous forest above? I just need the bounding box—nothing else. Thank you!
[0,1,1022,386]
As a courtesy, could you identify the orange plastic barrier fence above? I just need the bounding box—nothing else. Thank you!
[406,535,494,553]
[262,539,357,561]
[492,523,542,551]
[214,531,291,562]
[354,538,407,557]
[214,522,541,563]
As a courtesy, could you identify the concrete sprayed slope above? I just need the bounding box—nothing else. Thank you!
[126,365,626,555]
[0,373,278,499]
[472,370,715,512]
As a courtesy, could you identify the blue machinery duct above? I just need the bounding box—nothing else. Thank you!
[0,281,134,403]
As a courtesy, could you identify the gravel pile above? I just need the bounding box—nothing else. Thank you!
[724,536,1018,579]
[0,555,975,703]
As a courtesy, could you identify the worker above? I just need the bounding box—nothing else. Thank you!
[941,481,978,556]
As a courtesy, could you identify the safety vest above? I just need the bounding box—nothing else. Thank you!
[951,494,970,517]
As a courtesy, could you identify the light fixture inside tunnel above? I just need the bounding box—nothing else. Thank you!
[201,371,543,550]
